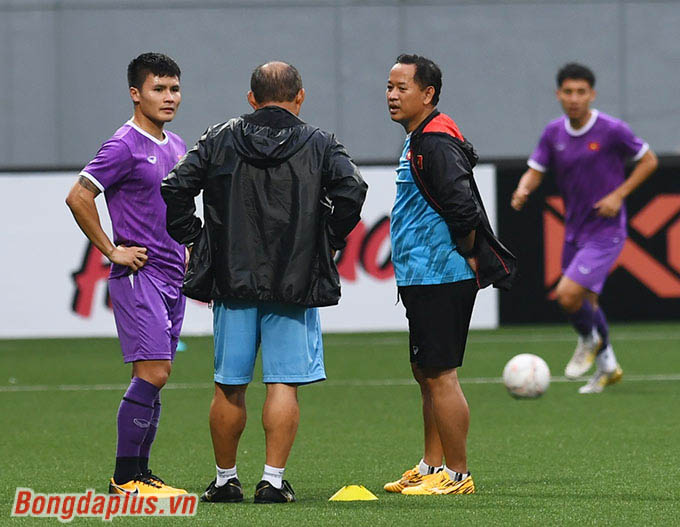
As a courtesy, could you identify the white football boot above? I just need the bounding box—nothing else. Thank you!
[578,362,623,394]
[565,329,601,379]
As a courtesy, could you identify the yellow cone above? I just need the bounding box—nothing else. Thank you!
[329,485,378,501]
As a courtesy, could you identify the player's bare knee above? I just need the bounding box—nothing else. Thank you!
[411,363,428,385]
[148,370,170,388]
[420,368,457,392]
[141,363,171,388]
[265,384,299,407]
[215,383,247,404]
[555,285,582,313]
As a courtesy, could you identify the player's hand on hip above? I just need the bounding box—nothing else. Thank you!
[109,245,148,271]
[511,187,529,211]
[466,256,478,274]
[594,192,623,218]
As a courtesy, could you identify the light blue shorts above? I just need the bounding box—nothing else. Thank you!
[212,300,326,385]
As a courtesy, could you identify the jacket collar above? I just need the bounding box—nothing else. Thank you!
[242,106,305,129]
[411,109,440,137]
[409,108,478,168]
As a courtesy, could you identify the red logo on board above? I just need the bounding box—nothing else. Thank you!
[336,216,393,282]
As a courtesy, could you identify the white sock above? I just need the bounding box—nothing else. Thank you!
[216,464,237,487]
[419,458,443,476]
[262,464,285,489]
[596,345,617,372]
[444,465,469,482]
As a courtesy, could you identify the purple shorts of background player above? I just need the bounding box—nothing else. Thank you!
[561,236,625,295]
[108,270,186,363]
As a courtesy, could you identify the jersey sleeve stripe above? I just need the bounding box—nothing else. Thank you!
[632,142,649,162]
[79,171,105,192]
[527,159,546,173]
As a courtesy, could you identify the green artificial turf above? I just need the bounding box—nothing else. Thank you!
[1,323,679,525]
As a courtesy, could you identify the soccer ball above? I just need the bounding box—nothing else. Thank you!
[502,353,551,398]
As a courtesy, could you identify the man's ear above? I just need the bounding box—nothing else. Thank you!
[129,86,140,105]
[295,88,305,106]
[247,91,259,110]
[423,86,435,106]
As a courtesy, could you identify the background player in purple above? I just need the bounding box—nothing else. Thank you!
[511,63,658,393]
[65,52,188,494]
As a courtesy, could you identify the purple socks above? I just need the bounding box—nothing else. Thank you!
[593,307,610,349]
[114,377,160,483]
[568,300,595,338]
[568,301,610,351]
[138,393,161,473]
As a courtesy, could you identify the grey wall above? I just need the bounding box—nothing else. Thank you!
[1,0,679,168]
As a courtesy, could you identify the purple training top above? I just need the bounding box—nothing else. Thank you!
[528,109,648,244]
[81,120,187,286]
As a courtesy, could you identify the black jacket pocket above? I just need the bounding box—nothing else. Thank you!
[182,227,214,302]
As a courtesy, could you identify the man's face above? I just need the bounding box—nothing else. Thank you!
[556,78,595,121]
[130,73,181,124]
[386,63,432,129]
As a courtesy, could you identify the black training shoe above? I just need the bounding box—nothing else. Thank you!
[200,478,243,503]
[253,480,296,503]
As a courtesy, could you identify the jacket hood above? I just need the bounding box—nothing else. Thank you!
[414,109,479,169]
[458,137,479,169]
[232,106,317,168]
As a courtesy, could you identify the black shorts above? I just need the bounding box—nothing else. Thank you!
[398,280,478,370]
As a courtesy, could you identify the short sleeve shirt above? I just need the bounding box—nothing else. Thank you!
[81,120,187,285]
[528,110,648,244]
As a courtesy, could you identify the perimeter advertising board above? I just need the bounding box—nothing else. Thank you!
[0,166,498,338]
[496,157,680,323]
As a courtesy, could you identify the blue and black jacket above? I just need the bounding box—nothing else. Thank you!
[408,110,517,290]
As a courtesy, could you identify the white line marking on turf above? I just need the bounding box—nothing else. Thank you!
[467,334,680,344]
[328,334,680,347]
[2,374,680,393]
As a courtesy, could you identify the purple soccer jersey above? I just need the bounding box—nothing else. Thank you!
[529,110,648,244]
[81,120,187,286]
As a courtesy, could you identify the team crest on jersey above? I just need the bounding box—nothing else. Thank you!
[147,155,157,164]
[407,150,423,169]
[588,142,600,151]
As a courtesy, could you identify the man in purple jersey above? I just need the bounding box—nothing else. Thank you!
[511,63,658,394]
[66,53,188,494]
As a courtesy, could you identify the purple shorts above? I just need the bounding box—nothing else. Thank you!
[562,236,625,295]
[109,271,186,363]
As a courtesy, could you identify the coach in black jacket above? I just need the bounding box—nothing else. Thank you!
[161,62,366,504]
[162,82,366,307]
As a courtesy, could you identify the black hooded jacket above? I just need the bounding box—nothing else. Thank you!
[408,110,517,290]
[161,106,367,306]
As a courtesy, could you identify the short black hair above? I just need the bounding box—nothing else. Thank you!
[127,53,181,89]
[556,62,595,88]
[395,54,442,105]
[250,62,303,104]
